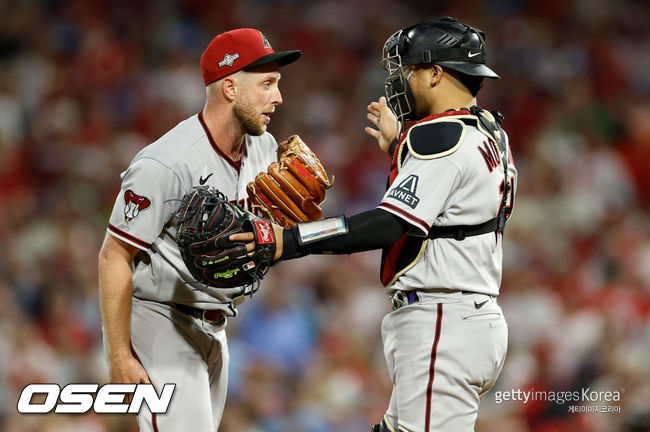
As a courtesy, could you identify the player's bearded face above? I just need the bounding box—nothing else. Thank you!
[233,69,281,136]
[234,96,266,136]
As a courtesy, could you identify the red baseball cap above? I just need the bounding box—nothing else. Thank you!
[200,28,301,86]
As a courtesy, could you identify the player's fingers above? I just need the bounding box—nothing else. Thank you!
[134,360,151,384]
[379,96,394,116]
[382,108,397,123]
[365,126,380,140]
[367,112,380,126]
[229,232,254,243]
[367,101,381,116]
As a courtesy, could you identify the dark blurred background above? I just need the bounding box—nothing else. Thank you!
[1,0,649,431]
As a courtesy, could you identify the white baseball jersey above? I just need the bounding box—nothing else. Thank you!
[107,112,277,315]
[377,108,517,296]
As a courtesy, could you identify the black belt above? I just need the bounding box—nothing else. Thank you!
[390,289,492,310]
[173,303,225,324]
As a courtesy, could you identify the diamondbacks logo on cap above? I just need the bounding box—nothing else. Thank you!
[218,53,240,67]
[260,32,271,49]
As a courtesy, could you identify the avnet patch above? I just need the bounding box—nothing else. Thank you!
[388,175,420,209]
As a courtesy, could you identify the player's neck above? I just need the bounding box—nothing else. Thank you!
[201,107,245,161]
[428,79,477,115]
[430,96,477,115]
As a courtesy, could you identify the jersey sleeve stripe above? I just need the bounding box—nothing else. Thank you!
[107,224,152,249]
[378,202,431,232]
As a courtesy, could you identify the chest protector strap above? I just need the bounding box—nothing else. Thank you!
[427,107,510,240]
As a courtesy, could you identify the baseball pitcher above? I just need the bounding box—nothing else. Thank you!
[98,28,302,431]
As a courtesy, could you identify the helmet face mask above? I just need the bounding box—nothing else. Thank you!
[381,29,418,126]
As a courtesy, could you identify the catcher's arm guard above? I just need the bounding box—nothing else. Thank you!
[247,135,332,228]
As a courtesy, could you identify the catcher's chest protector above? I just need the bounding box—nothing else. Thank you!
[380,108,510,287]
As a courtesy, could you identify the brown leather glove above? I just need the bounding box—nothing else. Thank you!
[247,135,332,227]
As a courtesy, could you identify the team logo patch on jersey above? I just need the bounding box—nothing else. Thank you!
[123,190,151,221]
[387,175,420,209]
[218,53,240,67]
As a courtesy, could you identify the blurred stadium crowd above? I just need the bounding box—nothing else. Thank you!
[1,0,650,431]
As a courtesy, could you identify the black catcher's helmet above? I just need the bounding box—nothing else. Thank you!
[381,17,499,125]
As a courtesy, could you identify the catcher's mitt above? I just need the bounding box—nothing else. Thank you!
[247,135,332,228]
[175,186,276,289]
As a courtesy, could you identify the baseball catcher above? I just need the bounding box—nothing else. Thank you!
[175,186,277,290]
[247,135,332,228]
[228,17,518,432]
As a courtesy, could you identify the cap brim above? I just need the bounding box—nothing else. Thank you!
[244,50,302,69]
[439,61,500,79]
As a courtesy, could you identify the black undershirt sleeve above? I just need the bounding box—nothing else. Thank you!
[280,208,412,260]
[387,137,399,158]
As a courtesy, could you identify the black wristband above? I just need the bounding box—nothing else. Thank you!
[387,138,399,158]
[280,226,308,261]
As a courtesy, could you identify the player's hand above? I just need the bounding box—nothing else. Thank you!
[229,224,284,261]
[365,96,399,153]
[108,354,151,402]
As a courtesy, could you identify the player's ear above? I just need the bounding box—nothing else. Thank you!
[430,65,444,87]
[221,77,237,102]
